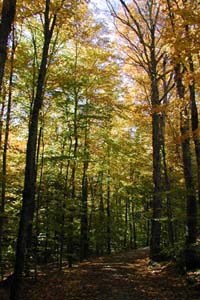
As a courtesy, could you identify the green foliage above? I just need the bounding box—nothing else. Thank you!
[0,0,199,278]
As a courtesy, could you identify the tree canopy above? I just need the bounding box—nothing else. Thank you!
[0,0,200,299]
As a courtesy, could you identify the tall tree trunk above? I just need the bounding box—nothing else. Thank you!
[34,125,44,279]
[162,140,174,248]
[124,198,128,248]
[145,198,151,247]
[80,114,89,260]
[106,144,111,255]
[96,171,105,256]
[67,39,79,268]
[188,57,200,205]
[174,64,197,245]
[59,140,72,270]
[88,177,96,235]
[112,0,164,260]
[0,0,16,93]
[150,69,162,261]
[67,97,78,267]
[80,160,89,260]
[161,56,174,248]
[0,28,15,279]
[0,90,6,151]
[130,200,137,249]
[106,175,111,254]
[10,2,57,299]
[166,0,198,270]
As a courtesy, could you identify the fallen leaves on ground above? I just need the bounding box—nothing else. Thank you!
[0,248,199,300]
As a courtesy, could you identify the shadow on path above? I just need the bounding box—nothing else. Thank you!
[1,248,199,300]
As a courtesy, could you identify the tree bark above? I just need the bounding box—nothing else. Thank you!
[34,125,44,279]
[80,160,89,260]
[131,201,137,249]
[0,0,16,93]
[106,176,111,254]
[174,64,197,245]
[111,0,164,260]
[67,90,78,268]
[59,140,72,270]
[124,198,128,248]
[80,119,89,260]
[188,58,200,206]
[150,111,162,260]
[150,59,162,261]
[0,28,15,279]
[10,2,56,299]
[161,56,174,248]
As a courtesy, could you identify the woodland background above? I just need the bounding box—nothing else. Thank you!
[0,0,200,299]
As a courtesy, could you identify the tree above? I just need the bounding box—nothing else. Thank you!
[108,0,174,260]
[164,0,198,268]
[10,1,58,298]
[0,27,16,280]
[0,0,16,93]
[0,3,17,257]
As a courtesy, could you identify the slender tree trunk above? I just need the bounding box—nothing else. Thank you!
[34,125,44,279]
[99,193,105,255]
[124,198,128,248]
[162,141,174,247]
[161,56,174,248]
[67,39,79,267]
[10,2,57,299]
[106,176,111,254]
[0,0,16,93]
[145,198,151,247]
[59,141,72,270]
[44,203,50,265]
[150,70,162,261]
[80,123,89,260]
[80,104,89,261]
[96,171,105,256]
[0,28,15,279]
[106,144,111,255]
[88,177,96,235]
[131,201,137,249]
[0,90,6,151]
[67,94,78,268]
[80,160,89,260]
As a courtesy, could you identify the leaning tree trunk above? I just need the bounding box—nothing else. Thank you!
[10,2,57,299]
[0,0,16,93]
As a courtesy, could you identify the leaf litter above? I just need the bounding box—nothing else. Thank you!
[0,248,199,300]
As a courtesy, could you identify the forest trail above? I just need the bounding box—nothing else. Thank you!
[1,248,200,300]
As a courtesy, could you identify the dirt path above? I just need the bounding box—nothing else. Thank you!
[1,248,200,300]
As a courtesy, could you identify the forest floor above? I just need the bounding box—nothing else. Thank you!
[1,248,200,300]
